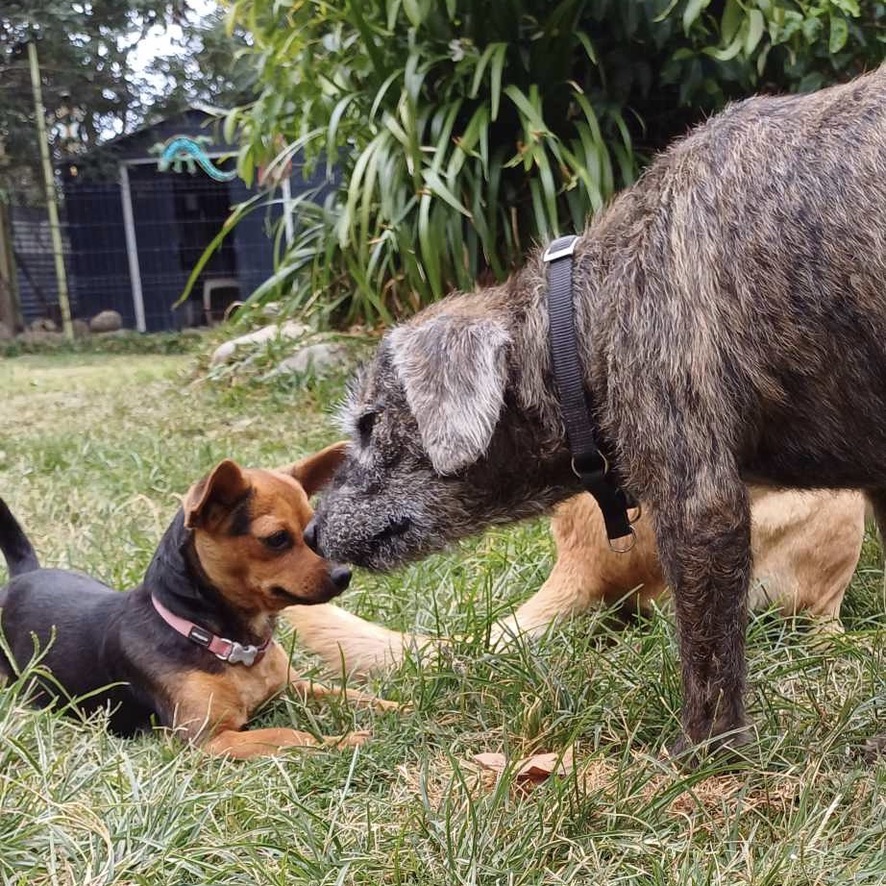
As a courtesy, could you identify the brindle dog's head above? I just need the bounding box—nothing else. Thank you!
[307,309,575,570]
[183,444,352,610]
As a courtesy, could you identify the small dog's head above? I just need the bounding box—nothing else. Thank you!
[183,444,351,611]
[307,305,573,570]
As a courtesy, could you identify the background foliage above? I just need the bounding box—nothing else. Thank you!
[227,0,885,325]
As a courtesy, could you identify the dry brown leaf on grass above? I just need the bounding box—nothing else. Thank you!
[395,754,500,806]
[472,746,575,785]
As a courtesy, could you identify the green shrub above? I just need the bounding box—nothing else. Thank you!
[222,0,884,325]
[0,330,208,359]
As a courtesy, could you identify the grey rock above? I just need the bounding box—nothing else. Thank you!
[273,341,350,377]
[89,310,123,333]
[17,329,63,344]
[210,320,309,366]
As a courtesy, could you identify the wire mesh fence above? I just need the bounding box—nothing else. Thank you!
[9,201,73,329]
[4,164,300,334]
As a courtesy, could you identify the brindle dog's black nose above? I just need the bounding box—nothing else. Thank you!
[330,565,351,592]
[304,518,319,553]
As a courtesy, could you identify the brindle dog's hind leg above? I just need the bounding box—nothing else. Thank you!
[866,489,886,572]
[862,490,886,762]
[651,469,753,761]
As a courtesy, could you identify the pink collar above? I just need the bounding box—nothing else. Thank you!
[151,595,271,666]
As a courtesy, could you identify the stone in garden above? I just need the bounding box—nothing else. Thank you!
[210,320,309,366]
[72,319,90,338]
[89,310,123,333]
[17,329,63,344]
[30,318,57,332]
[272,341,349,376]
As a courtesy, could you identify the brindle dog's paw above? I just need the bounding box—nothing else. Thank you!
[862,735,886,763]
[663,724,755,770]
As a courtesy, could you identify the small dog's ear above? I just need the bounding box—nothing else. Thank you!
[388,315,511,475]
[280,441,348,496]
[184,459,249,529]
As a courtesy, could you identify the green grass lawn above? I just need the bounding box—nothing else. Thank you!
[1,352,885,885]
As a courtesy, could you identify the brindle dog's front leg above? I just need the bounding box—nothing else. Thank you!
[651,472,752,759]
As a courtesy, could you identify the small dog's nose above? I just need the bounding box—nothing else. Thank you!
[303,519,319,553]
[330,565,351,592]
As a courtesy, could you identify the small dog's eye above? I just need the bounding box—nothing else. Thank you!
[356,410,377,446]
[262,530,293,552]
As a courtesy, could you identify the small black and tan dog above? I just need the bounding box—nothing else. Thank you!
[0,443,392,759]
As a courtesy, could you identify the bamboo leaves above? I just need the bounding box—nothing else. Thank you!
[222,0,869,325]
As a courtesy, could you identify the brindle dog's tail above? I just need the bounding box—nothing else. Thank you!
[0,498,40,578]
[283,603,442,680]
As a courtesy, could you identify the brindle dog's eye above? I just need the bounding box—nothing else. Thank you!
[357,410,377,446]
[262,530,293,552]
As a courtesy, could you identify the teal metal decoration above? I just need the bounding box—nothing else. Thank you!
[153,136,238,182]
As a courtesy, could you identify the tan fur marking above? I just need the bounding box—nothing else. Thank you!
[204,727,369,760]
[250,516,288,537]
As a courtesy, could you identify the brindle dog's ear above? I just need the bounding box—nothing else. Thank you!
[387,315,511,475]
[184,459,250,529]
[280,441,349,496]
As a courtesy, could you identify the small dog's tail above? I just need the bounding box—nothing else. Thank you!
[0,498,40,578]
[283,603,442,680]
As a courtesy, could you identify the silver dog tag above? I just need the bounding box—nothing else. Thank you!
[223,642,260,666]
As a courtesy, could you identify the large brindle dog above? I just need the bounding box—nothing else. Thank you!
[306,68,886,756]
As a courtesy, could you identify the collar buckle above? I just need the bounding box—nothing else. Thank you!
[542,234,580,264]
[187,625,213,647]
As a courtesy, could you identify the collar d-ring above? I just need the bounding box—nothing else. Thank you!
[608,527,636,553]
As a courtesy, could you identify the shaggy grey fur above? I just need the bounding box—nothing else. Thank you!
[310,67,886,752]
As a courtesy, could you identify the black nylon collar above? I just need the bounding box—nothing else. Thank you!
[543,234,636,550]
